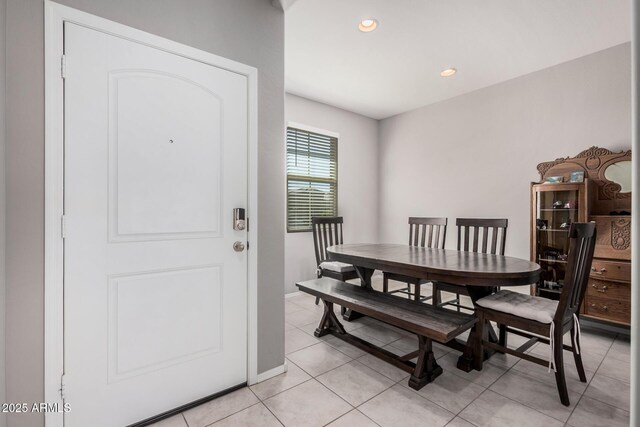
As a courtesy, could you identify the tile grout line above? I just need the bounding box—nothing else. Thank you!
[477,352,567,424]
[394,370,483,419]
[287,300,626,427]
[488,333,617,425]
[311,356,397,425]
[163,298,628,427]
[201,402,269,427]
[312,379,359,426]
[350,376,418,425]
[563,333,620,426]
[260,377,323,426]
[282,355,385,427]
[247,387,287,427]
[290,302,411,426]
[294,301,516,425]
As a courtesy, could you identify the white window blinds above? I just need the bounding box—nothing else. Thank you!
[286,127,338,232]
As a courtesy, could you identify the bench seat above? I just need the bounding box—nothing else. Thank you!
[296,277,476,390]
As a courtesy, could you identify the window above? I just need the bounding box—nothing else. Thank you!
[286,126,338,232]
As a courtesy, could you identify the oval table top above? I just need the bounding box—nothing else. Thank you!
[327,243,541,287]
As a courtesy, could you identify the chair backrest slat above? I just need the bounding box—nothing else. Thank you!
[464,227,470,251]
[481,227,488,253]
[425,225,431,247]
[322,224,329,258]
[312,217,345,266]
[456,218,508,255]
[555,223,597,322]
[407,217,448,249]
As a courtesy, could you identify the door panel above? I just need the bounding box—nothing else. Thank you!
[64,22,248,427]
[108,265,223,382]
[110,70,223,240]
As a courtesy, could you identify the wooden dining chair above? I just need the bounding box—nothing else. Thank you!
[383,217,447,301]
[312,217,359,305]
[474,222,596,406]
[433,218,508,311]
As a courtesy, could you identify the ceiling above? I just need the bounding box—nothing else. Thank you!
[285,0,631,119]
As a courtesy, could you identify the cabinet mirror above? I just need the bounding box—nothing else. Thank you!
[604,160,632,193]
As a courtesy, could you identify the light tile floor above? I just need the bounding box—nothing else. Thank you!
[150,282,630,427]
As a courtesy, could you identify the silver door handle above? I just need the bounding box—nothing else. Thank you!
[233,241,245,252]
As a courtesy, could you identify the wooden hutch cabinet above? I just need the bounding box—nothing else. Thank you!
[531,147,632,327]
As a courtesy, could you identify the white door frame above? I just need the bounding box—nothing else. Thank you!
[44,2,260,425]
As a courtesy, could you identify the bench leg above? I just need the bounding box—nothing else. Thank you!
[408,336,442,390]
[314,300,347,338]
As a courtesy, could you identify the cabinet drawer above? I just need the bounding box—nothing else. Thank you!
[589,260,631,282]
[584,295,630,324]
[586,278,630,299]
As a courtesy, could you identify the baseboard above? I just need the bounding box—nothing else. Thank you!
[581,317,630,336]
[285,291,304,299]
[251,360,288,385]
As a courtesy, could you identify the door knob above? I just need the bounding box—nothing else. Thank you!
[233,241,245,252]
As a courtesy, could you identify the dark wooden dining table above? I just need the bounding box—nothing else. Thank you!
[327,243,542,372]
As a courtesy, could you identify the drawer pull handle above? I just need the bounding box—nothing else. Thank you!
[597,286,608,293]
[591,267,607,275]
[590,304,608,311]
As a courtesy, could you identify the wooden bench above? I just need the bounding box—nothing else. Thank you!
[296,277,477,390]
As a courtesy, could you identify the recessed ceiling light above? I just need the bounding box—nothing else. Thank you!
[358,19,378,32]
[440,68,457,77]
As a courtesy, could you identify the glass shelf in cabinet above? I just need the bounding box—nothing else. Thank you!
[538,258,568,264]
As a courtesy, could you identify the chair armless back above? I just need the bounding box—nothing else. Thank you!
[456,218,508,255]
[554,222,597,323]
[312,216,344,266]
[408,217,447,249]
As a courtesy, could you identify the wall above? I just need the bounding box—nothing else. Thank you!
[285,94,379,293]
[5,1,284,426]
[631,2,639,426]
[0,0,6,425]
[378,43,632,261]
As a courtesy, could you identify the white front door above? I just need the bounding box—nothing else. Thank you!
[64,22,248,426]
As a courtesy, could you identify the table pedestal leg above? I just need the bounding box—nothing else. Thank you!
[343,266,374,321]
[457,286,499,372]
